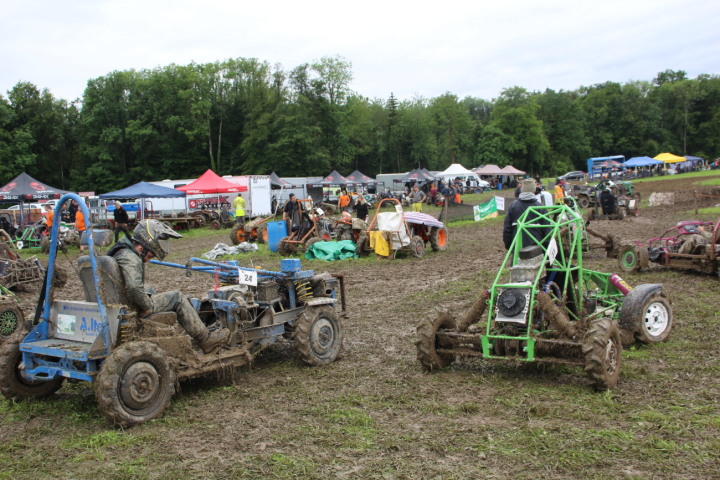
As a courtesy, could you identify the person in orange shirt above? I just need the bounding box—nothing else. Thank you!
[337,189,351,212]
[75,205,87,252]
[43,204,54,229]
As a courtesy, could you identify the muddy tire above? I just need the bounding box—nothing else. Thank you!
[634,294,673,345]
[429,227,448,252]
[229,224,246,245]
[0,303,23,340]
[294,306,343,365]
[410,235,425,258]
[95,341,176,427]
[40,236,50,253]
[356,234,369,257]
[318,229,332,242]
[52,266,68,288]
[304,237,322,252]
[258,227,267,244]
[278,236,296,256]
[0,332,64,400]
[582,318,622,391]
[416,313,457,371]
[578,196,590,209]
[210,220,221,230]
[618,244,641,272]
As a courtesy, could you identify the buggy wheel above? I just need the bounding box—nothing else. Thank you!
[294,306,343,365]
[355,234,369,257]
[278,236,296,256]
[416,313,456,371]
[229,224,246,245]
[410,235,425,258]
[635,294,673,345]
[210,220,221,230]
[582,318,622,391]
[0,303,23,340]
[95,341,176,427]
[618,244,641,272]
[0,332,64,400]
[429,227,448,252]
[578,196,590,209]
[40,236,50,253]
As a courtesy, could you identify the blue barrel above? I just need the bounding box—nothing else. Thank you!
[266,221,288,253]
[497,183,503,190]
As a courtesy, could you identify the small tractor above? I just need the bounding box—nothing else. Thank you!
[0,229,66,291]
[229,215,272,245]
[618,219,719,276]
[416,203,673,390]
[571,180,640,219]
[278,200,332,255]
[0,194,347,427]
[355,199,447,259]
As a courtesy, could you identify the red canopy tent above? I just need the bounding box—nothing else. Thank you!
[176,169,247,194]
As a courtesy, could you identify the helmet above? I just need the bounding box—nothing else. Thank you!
[133,219,182,260]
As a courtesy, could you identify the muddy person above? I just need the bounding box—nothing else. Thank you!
[410,184,426,212]
[108,219,230,353]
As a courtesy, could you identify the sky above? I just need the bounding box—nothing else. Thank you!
[1,0,719,103]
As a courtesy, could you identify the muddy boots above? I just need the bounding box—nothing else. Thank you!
[199,328,231,353]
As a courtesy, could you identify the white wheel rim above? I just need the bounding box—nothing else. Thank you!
[644,302,669,337]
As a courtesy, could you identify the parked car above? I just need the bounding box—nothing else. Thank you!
[558,171,586,182]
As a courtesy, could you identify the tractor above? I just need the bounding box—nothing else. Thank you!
[570,180,640,219]
[416,203,673,390]
[0,194,347,427]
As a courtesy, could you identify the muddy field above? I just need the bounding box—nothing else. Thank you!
[2,174,720,479]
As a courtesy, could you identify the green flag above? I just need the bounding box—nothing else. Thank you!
[473,197,498,221]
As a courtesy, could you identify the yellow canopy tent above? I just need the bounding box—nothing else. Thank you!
[654,152,686,163]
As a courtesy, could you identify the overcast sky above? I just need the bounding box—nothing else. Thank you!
[1,0,718,103]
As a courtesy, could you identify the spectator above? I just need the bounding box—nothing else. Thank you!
[503,179,549,250]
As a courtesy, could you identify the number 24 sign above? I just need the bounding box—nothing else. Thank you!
[237,269,258,286]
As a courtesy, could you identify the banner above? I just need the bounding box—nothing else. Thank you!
[473,197,498,221]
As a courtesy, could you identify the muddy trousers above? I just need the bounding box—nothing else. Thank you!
[150,291,207,341]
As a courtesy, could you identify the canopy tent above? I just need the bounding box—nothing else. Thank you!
[269,172,292,188]
[683,155,705,164]
[420,168,438,180]
[654,152,686,164]
[474,164,505,175]
[345,170,377,185]
[99,181,186,200]
[0,172,71,202]
[499,165,526,175]
[437,163,475,178]
[624,156,663,168]
[307,170,350,188]
[394,169,436,183]
[176,169,247,194]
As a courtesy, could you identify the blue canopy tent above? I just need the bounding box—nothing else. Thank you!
[99,181,186,219]
[624,156,664,168]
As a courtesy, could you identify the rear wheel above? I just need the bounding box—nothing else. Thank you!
[429,227,448,252]
[582,318,622,391]
[618,244,641,272]
[635,294,672,345]
[578,196,590,209]
[318,229,332,242]
[278,236,296,256]
[210,220,221,230]
[416,313,457,371]
[0,303,23,340]
[304,237,322,252]
[0,332,64,400]
[95,341,175,427]
[40,236,50,253]
[355,234,369,257]
[258,227,268,244]
[229,224,246,245]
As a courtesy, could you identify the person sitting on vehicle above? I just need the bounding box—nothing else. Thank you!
[678,224,714,255]
[503,179,550,250]
[600,188,618,215]
[283,193,304,232]
[108,220,230,354]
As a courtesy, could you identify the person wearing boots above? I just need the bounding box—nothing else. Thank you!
[113,201,132,243]
[109,219,230,353]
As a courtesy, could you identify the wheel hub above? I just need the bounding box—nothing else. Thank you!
[120,361,160,410]
[309,318,335,355]
[644,303,669,336]
[0,309,18,337]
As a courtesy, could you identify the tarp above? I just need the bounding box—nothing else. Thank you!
[624,156,663,168]
[307,170,350,188]
[345,170,377,185]
[0,172,71,201]
[654,152,686,164]
[99,181,186,200]
[474,164,505,175]
[403,212,444,228]
[176,169,247,194]
[304,239,357,261]
[269,172,292,187]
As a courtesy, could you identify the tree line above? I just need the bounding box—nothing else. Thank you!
[1,58,718,193]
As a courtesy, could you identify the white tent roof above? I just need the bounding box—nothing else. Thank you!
[437,163,475,177]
